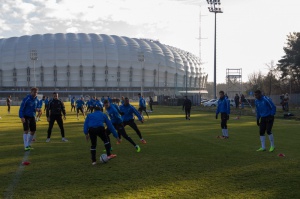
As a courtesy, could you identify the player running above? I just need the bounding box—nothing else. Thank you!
[103,100,141,152]
[138,93,149,119]
[119,97,146,144]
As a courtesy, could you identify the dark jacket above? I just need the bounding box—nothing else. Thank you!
[183,98,192,109]
[46,98,66,117]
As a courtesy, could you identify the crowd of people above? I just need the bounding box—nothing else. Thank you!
[2,87,278,165]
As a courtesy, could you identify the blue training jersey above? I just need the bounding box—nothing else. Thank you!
[255,96,276,119]
[119,103,143,122]
[216,97,230,115]
[19,94,39,118]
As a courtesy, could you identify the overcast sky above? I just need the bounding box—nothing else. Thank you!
[0,0,299,83]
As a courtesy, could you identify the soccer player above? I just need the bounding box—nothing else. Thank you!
[46,92,68,142]
[76,97,86,120]
[138,93,149,118]
[182,96,192,120]
[120,96,125,105]
[19,87,39,151]
[107,96,112,104]
[84,106,119,165]
[103,100,141,152]
[254,90,276,152]
[44,96,49,113]
[119,97,146,144]
[36,95,45,122]
[71,97,76,112]
[6,95,12,114]
[216,91,230,139]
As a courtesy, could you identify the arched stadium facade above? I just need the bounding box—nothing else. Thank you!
[0,33,208,98]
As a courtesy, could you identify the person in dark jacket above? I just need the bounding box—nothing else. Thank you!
[234,94,240,108]
[255,90,276,152]
[83,106,119,165]
[149,96,154,112]
[46,92,68,142]
[216,91,230,139]
[6,95,12,114]
[19,87,39,151]
[182,96,192,120]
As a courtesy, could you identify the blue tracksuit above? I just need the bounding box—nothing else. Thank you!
[83,110,118,138]
[119,104,143,122]
[139,97,146,108]
[105,104,123,125]
[71,98,75,105]
[255,96,276,119]
[44,98,49,106]
[76,99,85,108]
[107,97,113,104]
[19,94,39,118]
[216,97,230,115]
[37,99,44,109]
[95,100,103,108]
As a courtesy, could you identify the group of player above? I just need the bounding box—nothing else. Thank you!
[18,87,152,165]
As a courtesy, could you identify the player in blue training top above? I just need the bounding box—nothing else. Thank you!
[138,93,149,119]
[103,100,141,152]
[19,87,40,151]
[119,97,146,144]
[44,96,49,113]
[76,97,86,120]
[71,97,76,112]
[254,90,276,152]
[35,95,45,122]
[216,90,230,139]
[83,106,120,165]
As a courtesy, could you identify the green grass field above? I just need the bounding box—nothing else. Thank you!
[1,104,300,199]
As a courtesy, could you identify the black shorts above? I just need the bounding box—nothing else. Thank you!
[77,107,84,113]
[138,107,146,112]
[260,116,274,134]
[22,116,36,132]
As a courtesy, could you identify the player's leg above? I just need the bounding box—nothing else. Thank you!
[266,116,275,152]
[98,127,115,158]
[220,113,227,138]
[26,117,36,149]
[116,123,140,152]
[22,117,30,150]
[257,117,267,151]
[56,116,67,141]
[128,119,146,143]
[88,128,98,164]
[46,116,55,142]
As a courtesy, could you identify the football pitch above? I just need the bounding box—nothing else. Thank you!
[1,104,300,199]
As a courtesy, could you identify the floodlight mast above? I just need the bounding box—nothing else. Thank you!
[207,0,223,99]
[138,52,145,96]
[30,50,38,87]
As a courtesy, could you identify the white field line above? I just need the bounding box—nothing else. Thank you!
[3,151,31,199]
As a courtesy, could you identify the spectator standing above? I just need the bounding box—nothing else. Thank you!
[182,96,192,120]
[149,96,154,112]
[6,95,12,114]
[234,94,240,108]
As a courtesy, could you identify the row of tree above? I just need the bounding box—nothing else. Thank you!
[206,32,300,98]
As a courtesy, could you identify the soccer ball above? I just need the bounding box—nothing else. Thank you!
[100,154,108,163]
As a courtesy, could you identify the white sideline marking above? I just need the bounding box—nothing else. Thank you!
[3,151,31,199]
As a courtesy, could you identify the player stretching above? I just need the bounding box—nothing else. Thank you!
[103,100,141,152]
[254,90,276,152]
[216,91,230,139]
[119,97,146,144]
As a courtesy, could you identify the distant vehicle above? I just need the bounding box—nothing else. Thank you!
[203,99,235,107]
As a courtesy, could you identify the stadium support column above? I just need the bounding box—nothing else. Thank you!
[138,51,145,96]
[207,0,223,99]
[30,50,38,87]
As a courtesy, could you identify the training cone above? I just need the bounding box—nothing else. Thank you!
[22,161,31,165]
[278,153,285,157]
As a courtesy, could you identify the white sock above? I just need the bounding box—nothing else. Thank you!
[260,136,266,149]
[27,134,33,147]
[268,134,275,147]
[23,134,27,148]
[222,129,225,136]
[225,129,229,137]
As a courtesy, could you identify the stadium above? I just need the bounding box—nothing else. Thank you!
[0,33,207,99]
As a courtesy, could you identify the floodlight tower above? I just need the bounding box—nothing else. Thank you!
[30,50,38,87]
[138,51,145,96]
[207,0,223,99]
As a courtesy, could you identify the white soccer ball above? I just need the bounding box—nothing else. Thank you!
[99,154,108,163]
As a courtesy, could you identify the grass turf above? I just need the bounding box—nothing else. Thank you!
[1,104,300,199]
